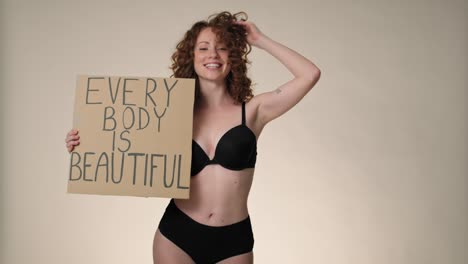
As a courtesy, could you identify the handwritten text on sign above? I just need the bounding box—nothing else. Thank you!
[68,75,195,198]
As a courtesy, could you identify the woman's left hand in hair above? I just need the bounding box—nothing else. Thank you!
[233,20,267,48]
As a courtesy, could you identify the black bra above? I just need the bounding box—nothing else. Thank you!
[191,102,257,176]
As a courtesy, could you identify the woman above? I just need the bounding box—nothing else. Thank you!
[65,11,320,264]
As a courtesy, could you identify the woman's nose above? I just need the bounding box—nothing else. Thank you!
[208,48,219,58]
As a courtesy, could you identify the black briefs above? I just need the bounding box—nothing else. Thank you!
[158,199,255,263]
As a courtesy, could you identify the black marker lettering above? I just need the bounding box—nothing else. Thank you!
[129,153,145,185]
[112,152,125,184]
[69,152,82,180]
[86,77,104,104]
[145,78,157,107]
[123,78,137,106]
[95,152,109,183]
[118,130,131,152]
[108,77,122,104]
[122,106,135,130]
[138,107,150,130]
[103,106,117,131]
[163,79,178,107]
[153,107,167,132]
[176,154,189,189]
[83,152,95,182]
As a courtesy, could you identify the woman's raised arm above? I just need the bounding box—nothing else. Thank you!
[234,20,321,126]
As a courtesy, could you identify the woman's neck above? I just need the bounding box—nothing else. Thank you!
[197,79,232,108]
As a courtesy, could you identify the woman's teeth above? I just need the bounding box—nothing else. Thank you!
[205,63,221,68]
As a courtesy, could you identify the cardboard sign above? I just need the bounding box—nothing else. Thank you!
[68,75,195,198]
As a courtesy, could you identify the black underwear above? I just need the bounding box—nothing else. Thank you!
[158,199,254,263]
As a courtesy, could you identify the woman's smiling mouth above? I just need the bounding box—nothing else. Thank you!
[204,63,222,69]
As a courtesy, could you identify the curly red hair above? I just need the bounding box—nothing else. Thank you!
[169,11,254,104]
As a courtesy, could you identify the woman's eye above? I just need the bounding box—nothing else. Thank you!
[198,47,227,51]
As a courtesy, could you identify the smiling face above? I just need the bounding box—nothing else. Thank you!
[193,27,231,83]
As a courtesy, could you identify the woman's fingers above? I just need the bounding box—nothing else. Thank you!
[67,140,80,146]
[232,20,263,47]
[67,129,78,136]
[67,144,78,153]
[65,129,80,152]
[65,135,80,143]
[66,140,80,152]
[66,129,79,138]
[65,130,79,143]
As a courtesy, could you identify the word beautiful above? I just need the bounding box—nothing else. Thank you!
[69,151,188,189]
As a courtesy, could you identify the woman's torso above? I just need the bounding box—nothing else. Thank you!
[174,100,263,226]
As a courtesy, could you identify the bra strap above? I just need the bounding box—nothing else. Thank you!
[242,101,246,125]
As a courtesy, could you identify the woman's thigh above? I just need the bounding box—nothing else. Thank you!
[217,251,254,264]
[153,228,195,264]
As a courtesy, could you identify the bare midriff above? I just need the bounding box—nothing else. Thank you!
[174,166,254,227]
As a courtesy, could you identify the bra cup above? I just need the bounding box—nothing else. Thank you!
[191,101,257,177]
[249,149,257,166]
[215,126,257,170]
[191,141,209,176]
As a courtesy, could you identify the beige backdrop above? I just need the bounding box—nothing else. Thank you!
[1,0,467,263]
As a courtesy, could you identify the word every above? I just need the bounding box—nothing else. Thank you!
[85,76,178,107]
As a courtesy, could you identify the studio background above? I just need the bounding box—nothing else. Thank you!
[1,0,466,263]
